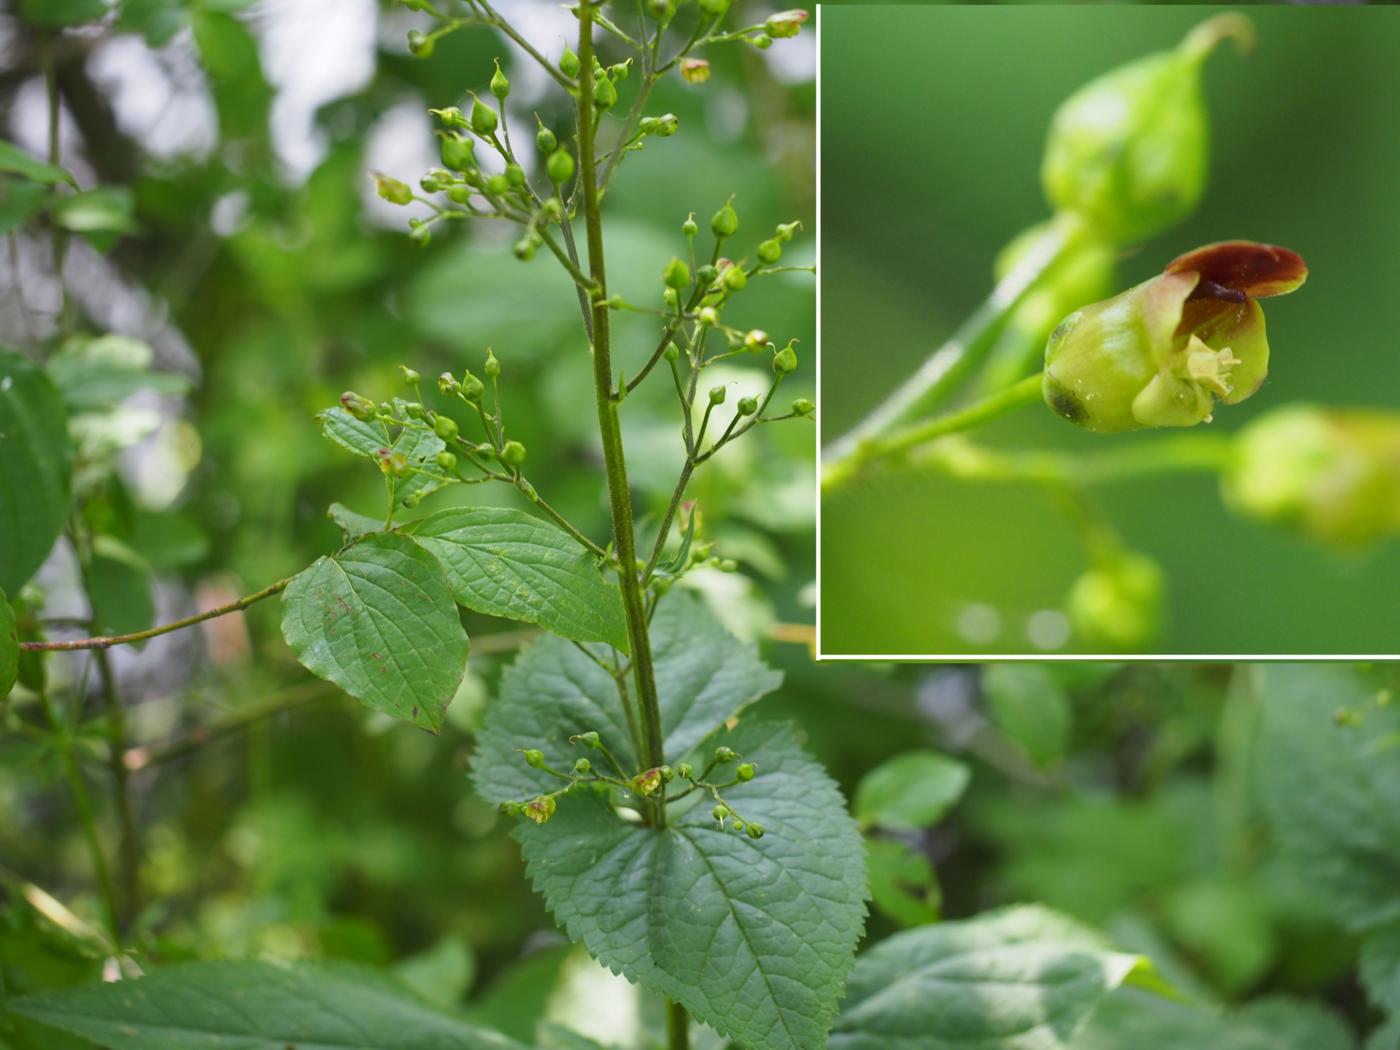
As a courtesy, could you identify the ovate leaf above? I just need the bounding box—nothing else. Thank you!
[281,533,468,731]
[1,588,17,700]
[0,140,76,187]
[830,905,1154,1050]
[518,720,867,1050]
[854,750,970,831]
[982,664,1072,768]
[1251,664,1400,931]
[0,348,73,594]
[473,591,782,803]
[317,407,449,507]
[11,960,528,1049]
[329,501,386,542]
[410,506,627,651]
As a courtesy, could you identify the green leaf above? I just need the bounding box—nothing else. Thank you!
[1076,990,1356,1050]
[394,936,477,1008]
[10,959,529,1049]
[0,140,77,187]
[0,177,48,235]
[854,750,970,831]
[46,335,189,413]
[85,541,154,640]
[1251,664,1400,931]
[1,588,17,700]
[982,663,1072,767]
[116,0,187,45]
[1361,924,1400,1017]
[317,407,449,507]
[0,347,74,595]
[409,507,627,651]
[53,187,138,251]
[518,720,867,1050]
[830,905,1154,1050]
[280,533,468,732]
[329,501,387,542]
[865,837,940,928]
[473,591,782,803]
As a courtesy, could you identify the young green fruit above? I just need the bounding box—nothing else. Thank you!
[470,97,498,136]
[1043,241,1306,432]
[547,149,575,185]
[501,440,527,467]
[560,46,580,79]
[440,134,475,172]
[536,124,557,154]
[490,59,510,99]
[711,200,739,238]
[773,344,798,376]
[434,415,459,440]
[663,256,690,290]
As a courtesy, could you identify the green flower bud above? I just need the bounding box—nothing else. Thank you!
[708,385,727,405]
[1041,14,1253,244]
[484,349,500,378]
[490,58,510,99]
[737,396,758,417]
[1066,551,1164,652]
[522,748,546,768]
[1223,405,1400,549]
[773,343,797,376]
[541,197,563,221]
[506,163,525,188]
[499,800,520,816]
[461,373,486,402]
[757,238,782,264]
[736,762,755,781]
[640,113,679,137]
[633,768,663,796]
[523,796,556,824]
[765,9,808,38]
[470,96,499,136]
[501,440,526,467]
[378,448,411,477]
[573,757,592,774]
[775,220,801,242]
[438,372,460,396]
[663,343,681,363]
[447,186,472,205]
[699,0,729,15]
[405,402,426,420]
[401,366,421,386]
[750,34,773,51]
[696,263,718,285]
[676,762,694,779]
[698,306,719,326]
[434,415,459,440]
[430,106,468,129]
[570,730,601,749]
[715,746,738,763]
[440,134,475,172]
[721,265,747,293]
[745,822,765,839]
[340,391,376,421]
[419,171,447,194]
[682,214,698,236]
[711,200,738,238]
[372,172,413,206]
[436,451,457,471]
[663,256,690,290]
[659,765,675,783]
[1043,241,1306,433]
[560,46,580,79]
[609,61,631,81]
[792,398,815,417]
[547,149,575,185]
[536,123,557,154]
[712,804,729,821]
[407,29,433,57]
[744,329,769,351]
[484,173,509,196]
[680,59,710,84]
[593,76,618,111]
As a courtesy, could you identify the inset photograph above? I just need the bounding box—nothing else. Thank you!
[819,5,1400,657]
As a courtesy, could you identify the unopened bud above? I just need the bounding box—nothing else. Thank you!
[560,46,580,79]
[712,804,729,821]
[593,75,618,111]
[682,214,699,236]
[536,123,557,154]
[737,397,758,417]
[721,265,747,293]
[681,59,711,85]
[436,451,457,471]
[547,149,576,185]
[372,173,413,206]
[434,415,459,441]
[792,398,815,416]
[711,200,738,238]
[522,749,546,768]
[663,343,681,363]
[715,746,738,763]
[461,373,486,403]
[736,762,756,781]
[746,822,765,839]
[676,762,694,779]
[484,350,500,378]
[750,33,773,50]
[501,440,526,467]
[440,134,475,172]
[490,58,510,99]
[640,113,679,137]
[470,96,498,136]
[570,731,601,749]
[708,385,727,405]
[773,343,798,375]
[1067,551,1164,651]
[573,757,591,774]
[429,106,468,129]
[340,391,376,421]
[663,256,691,290]
[407,29,433,57]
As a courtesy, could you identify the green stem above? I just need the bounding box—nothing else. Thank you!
[666,998,690,1050]
[577,6,667,797]
[21,578,291,652]
[823,372,1044,491]
[93,649,139,936]
[824,223,1067,468]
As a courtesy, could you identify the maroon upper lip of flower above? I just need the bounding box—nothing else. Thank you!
[1165,241,1308,301]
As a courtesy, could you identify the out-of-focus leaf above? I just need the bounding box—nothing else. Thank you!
[280,533,469,732]
[52,188,138,251]
[865,837,940,928]
[1077,990,1356,1050]
[982,663,1072,767]
[47,335,189,413]
[1361,924,1400,1017]
[19,0,108,26]
[1159,876,1274,994]
[0,141,77,187]
[1,587,17,699]
[0,348,73,595]
[394,936,477,1008]
[853,749,969,831]
[85,539,155,640]
[0,178,48,234]
[192,10,273,141]
[128,509,209,571]
[116,0,186,45]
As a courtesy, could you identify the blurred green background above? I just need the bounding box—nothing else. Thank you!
[820,5,1400,656]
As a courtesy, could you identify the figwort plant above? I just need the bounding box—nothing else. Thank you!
[822,14,1400,651]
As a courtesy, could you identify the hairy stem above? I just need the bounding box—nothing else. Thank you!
[577,6,667,793]
[21,577,290,652]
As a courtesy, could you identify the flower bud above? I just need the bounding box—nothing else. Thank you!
[676,762,694,779]
[570,730,601,749]
[681,59,710,85]
[593,76,618,111]
[745,822,765,839]
[372,173,413,206]
[436,451,457,471]
[663,256,690,290]
[737,397,758,417]
[490,58,510,100]
[501,440,527,467]
[1041,14,1253,244]
[573,757,592,774]
[773,343,797,376]
[698,306,719,327]
[1066,551,1164,651]
[506,163,525,188]
[420,170,447,194]
[663,343,681,363]
[765,9,808,38]
[438,372,460,396]
[461,372,485,403]
[523,796,556,824]
[792,398,815,416]
[486,173,510,196]
[715,746,738,763]
[440,134,475,172]
[750,34,772,51]
[1223,405,1400,549]
[541,197,563,221]
[712,804,729,821]
[407,29,433,57]
[560,46,580,79]
[547,149,575,185]
[711,200,738,238]
[721,265,747,293]
[708,386,727,406]
[484,349,500,378]
[522,748,546,768]
[340,391,376,421]
[659,765,675,783]
[1043,241,1306,433]
[470,96,498,137]
[434,415,459,441]
[696,263,718,285]
[682,214,698,236]
[699,0,729,13]
[736,762,755,781]
[429,106,468,129]
[536,123,557,154]
[401,366,421,387]
[757,239,782,265]
[775,220,801,242]
[633,768,663,796]
[640,113,679,137]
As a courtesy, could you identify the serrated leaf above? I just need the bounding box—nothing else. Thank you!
[0,347,74,595]
[329,501,387,542]
[0,140,76,187]
[518,720,866,1050]
[10,959,529,1049]
[1076,990,1356,1050]
[983,664,1072,768]
[830,905,1154,1050]
[1252,664,1400,931]
[473,591,782,803]
[1,588,17,700]
[409,506,627,651]
[854,749,970,831]
[317,407,450,507]
[281,533,468,731]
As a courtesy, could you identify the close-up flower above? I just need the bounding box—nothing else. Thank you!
[1042,241,1307,433]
